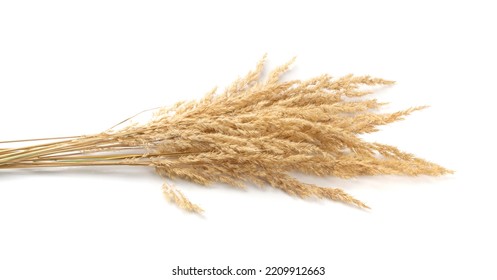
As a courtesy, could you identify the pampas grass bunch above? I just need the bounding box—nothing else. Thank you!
[0,56,451,212]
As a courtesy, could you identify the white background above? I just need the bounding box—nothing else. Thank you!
[0,1,495,279]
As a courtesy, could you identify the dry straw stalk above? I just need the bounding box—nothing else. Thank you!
[0,56,451,212]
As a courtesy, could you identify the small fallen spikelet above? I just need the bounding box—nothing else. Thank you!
[0,56,452,212]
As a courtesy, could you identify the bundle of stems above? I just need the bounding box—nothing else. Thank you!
[0,56,451,212]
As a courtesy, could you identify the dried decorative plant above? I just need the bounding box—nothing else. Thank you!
[0,56,451,212]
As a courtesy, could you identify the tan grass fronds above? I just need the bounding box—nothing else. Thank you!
[0,57,452,213]
[162,182,203,213]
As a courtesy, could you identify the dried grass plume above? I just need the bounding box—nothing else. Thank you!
[0,56,452,212]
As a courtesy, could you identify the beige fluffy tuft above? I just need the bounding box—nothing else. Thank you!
[0,57,452,212]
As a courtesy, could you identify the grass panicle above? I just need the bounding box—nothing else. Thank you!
[0,57,452,212]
